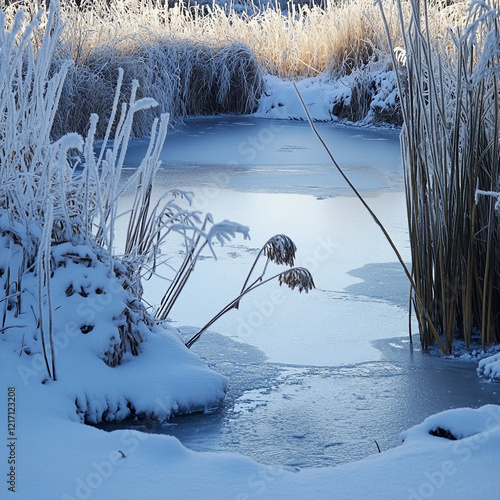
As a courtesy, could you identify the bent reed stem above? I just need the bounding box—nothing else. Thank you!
[185,266,314,349]
[293,83,449,353]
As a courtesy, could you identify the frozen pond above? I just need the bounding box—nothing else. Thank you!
[109,116,499,468]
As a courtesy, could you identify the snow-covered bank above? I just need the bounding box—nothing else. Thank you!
[255,71,401,126]
[4,378,500,499]
[0,234,227,424]
[4,207,498,498]
[478,351,500,381]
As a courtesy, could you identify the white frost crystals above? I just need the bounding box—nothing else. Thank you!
[0,1,229,421]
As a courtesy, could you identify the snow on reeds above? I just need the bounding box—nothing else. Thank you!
[43,0,394,78]
[4,0,471,136]
[0,2,204,376]
[380,0,500,353]
[1,1,314,382]
[0,3,171,285]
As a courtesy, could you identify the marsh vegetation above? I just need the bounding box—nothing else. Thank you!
[380,0,500,353]
[2,0,500,358]
[4,0,472,135]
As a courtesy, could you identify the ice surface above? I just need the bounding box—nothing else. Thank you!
[134,118,412,367]
[4,108,500,500]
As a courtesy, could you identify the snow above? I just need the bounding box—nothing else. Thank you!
[478,353,500,380]
[4,365,500,499]
[255,75,340,121]
[254,71,400,125]
[0,237,228,425]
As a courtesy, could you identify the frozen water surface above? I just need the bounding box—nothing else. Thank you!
[112,116,499,467]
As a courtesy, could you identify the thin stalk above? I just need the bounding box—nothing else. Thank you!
[37,249,52,381]
[155,217,210,321]
[239,245,268,294]
[185,266,312,349]
[294,82,448,352]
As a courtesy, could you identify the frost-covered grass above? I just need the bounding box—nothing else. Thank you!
[35,0,400,77]
[0,1,251,390]
[0,4,171,376]
[55,37,264,138]
[38,0,466,77]
[380,0,500,353]
[3,0,472,135]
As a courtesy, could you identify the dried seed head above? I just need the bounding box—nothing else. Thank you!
[263,234,297,266]
[278,267,315,293]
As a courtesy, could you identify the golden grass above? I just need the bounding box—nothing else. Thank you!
[6,0,473,78]
[3,0,475,137]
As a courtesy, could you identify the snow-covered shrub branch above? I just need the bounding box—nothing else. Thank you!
[379,0,500,353]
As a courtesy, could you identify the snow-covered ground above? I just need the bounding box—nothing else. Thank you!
[255,72,401,126]
[4,355,500,499]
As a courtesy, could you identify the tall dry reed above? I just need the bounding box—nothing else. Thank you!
[0,2,192,376]
[380,0,500,353]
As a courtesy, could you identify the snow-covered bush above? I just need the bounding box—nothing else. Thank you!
[0,5,173,286]
[380,0,500,353]
[0,4,161,380]
[328,67,402,126]
[54,37,264,138]
[255,70,402,126]
[0,1,248,392]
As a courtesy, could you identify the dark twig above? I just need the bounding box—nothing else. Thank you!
[293,83,448,353]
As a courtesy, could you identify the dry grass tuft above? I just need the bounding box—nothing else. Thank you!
[278,267,315,293]
[262,234,297,267]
